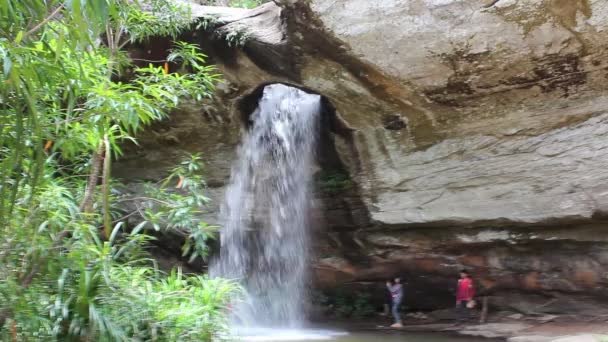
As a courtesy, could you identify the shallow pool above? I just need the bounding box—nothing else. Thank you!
[233,327,497,341]
[299,331,494,342]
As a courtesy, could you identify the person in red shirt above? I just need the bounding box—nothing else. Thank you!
[455,269,475,323]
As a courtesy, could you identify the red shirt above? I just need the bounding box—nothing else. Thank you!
[456,277,475,301]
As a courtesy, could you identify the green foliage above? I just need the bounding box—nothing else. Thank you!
[229,0,266,9]
[0,0,236,340]
[117,154,218,263]
[119,0,192,43]
[318,291,375,319]
[222,28,251,47]
[1,218,239,340]
[334,293,374,318]
[352,293,376,318]
[318,171,353,194]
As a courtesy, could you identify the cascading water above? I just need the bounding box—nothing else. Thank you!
[211,83,321,329]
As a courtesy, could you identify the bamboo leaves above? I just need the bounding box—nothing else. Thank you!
[1,0,235,339]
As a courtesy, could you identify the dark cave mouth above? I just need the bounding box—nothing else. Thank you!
[236,82,354,137]
[236,82,355,178]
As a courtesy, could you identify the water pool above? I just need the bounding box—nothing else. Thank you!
[233,327,498,341]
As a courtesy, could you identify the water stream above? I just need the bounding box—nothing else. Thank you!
[211,83,321,328]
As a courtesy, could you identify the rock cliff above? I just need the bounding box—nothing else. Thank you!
[114,0,608,315]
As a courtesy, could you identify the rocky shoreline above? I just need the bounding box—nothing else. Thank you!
[322,311,608,342]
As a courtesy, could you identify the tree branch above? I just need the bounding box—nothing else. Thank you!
[23,4,65,39]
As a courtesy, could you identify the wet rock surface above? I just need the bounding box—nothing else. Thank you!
[115,0,608,316]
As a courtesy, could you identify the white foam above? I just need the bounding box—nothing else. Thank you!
[234,327,349,342]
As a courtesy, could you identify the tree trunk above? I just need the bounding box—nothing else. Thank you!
[79,143,105,213]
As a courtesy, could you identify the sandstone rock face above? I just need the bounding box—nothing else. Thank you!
[305,0,608,226]
[115,0,608,314]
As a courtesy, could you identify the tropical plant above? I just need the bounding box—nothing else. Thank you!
[1,220,239,341]
[0,0,237,340]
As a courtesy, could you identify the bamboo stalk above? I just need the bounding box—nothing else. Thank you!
[101,134,112,239]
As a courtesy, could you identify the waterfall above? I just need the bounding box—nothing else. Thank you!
[211,83,321,328]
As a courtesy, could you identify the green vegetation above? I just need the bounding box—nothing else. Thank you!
[223,28,251,47]
[335,293,375,318]
[318,171,353,194]
[229,0,267,8]
[121,154,219,263]
[0,0,237,340]
[315,291,375,319]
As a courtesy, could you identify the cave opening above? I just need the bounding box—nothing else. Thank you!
[236,82,355,180]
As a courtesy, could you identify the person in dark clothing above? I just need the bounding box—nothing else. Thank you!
[381,285,392,316]
[455,270,475,323]
[386,277,403,327]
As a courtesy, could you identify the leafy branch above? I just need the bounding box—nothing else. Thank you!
[0,0,236,340]
[116,154,218,263]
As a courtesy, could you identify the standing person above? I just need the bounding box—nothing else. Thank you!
[386,277,403,328]
[455,270,475,323]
